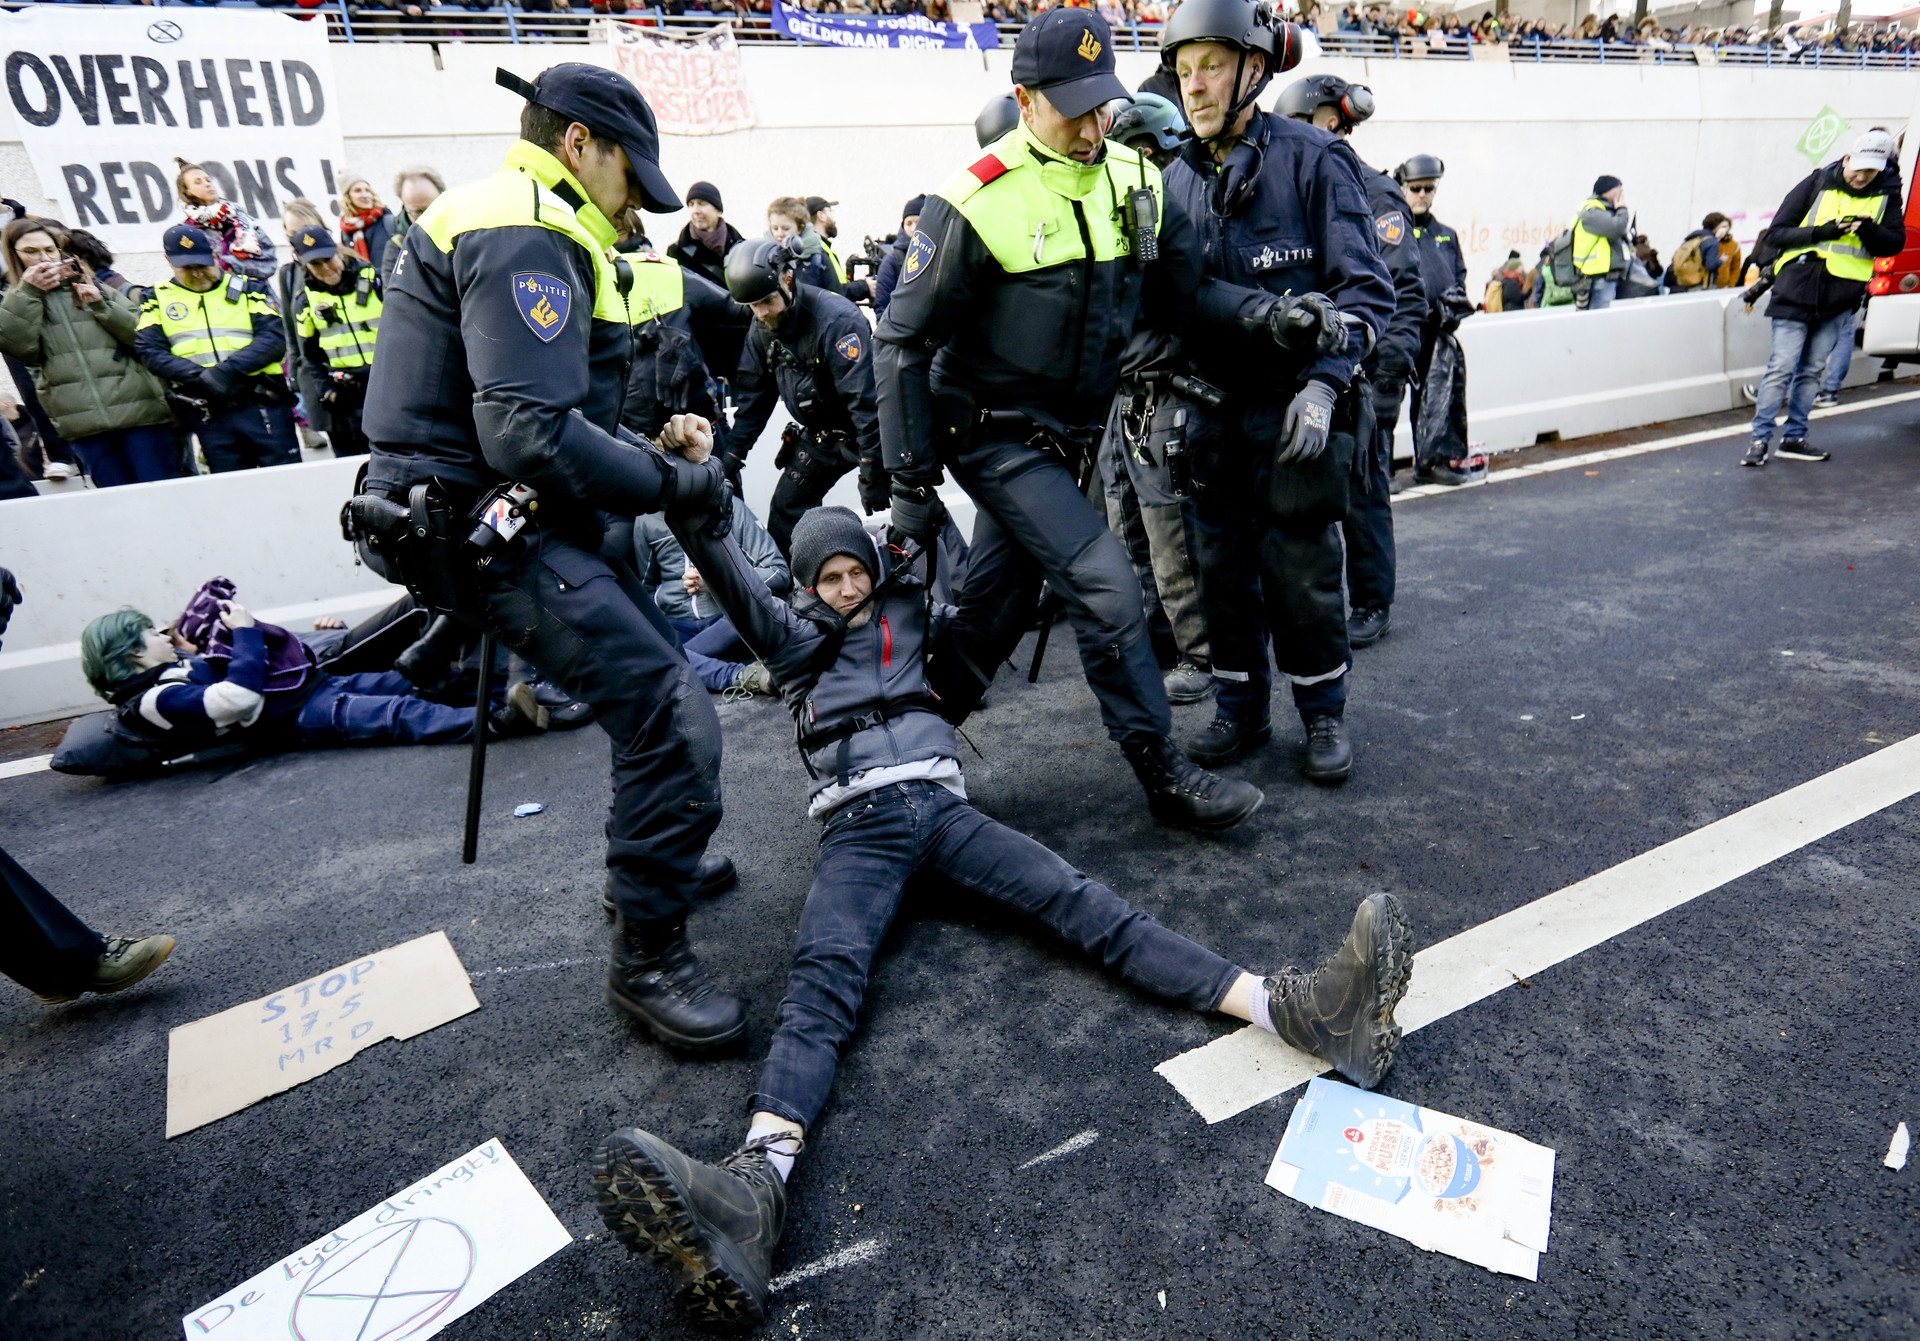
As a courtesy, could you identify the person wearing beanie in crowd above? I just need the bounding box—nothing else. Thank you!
[871,193,924,316]
[670,180,746,291]
[1743,129,1904,466]
[1570,174,1630,310]
[591,487,1416,1330]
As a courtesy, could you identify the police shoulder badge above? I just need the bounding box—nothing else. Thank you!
[1375,211,1407,247]
[163,300,188,322]
[835,331,863,361]
[902,231,936,285]
[511,272,571,342]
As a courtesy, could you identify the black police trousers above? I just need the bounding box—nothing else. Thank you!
[768,442,857,557]
[1191,421,1350,727]
[1342,396,1398,614]
[482,530,723,926]
[931,433,1169,743]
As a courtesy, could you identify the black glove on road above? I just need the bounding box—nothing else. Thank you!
[1277,380,1339,466]
[888,484,947,544]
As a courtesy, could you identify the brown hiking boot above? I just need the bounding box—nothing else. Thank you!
[1266,893,1413,1089]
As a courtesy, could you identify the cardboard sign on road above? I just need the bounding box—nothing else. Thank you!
[166,931,480,1139]
[181,1137,571,1340]
[1266,1078,1557,1280]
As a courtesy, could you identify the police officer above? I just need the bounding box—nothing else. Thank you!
[1396,154,1474,485]
[1278,75,1426,648]
[618,231,751,403]
[877,8,1262,832]
[726,237,887,554]
[360,64,745,1052]
[135,224,301,473]
[289,227,381,459]
[1160,0,1394,783]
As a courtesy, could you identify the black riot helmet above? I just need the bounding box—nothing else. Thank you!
[1158,0,1306,144]
[975,93,1020,148]
[725,237,803,304]
[1394,153,1446,184]
[1277,73,1375,133]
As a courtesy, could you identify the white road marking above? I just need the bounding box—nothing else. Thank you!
[1156,731,1920,1124]
[1018,1129,1099,1170]
[1392,387,1920,504]
[769,1238,886,1294]
[1887,1123,1911,1171]
[468,957,598,980]
[0,754,51,780]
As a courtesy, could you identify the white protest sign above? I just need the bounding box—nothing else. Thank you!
[182,1138,572,1341]
[0,8,346,254]
[166,931,480,1139]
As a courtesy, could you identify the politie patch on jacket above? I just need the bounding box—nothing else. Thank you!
[512,272,571,341]
[164,300,189,322]
[835,331,863,361]
[902,231,936,284]
[1247,241,1316,271]
[1375,211,1407,247]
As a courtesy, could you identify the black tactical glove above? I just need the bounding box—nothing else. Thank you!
[197,366,237,401]
[888,482,947,545]
[857,456,891,515]
[0,566,20,638]
[1369,378,1406,425]
[1264,292,1346,358]
[1276,379,1339,466]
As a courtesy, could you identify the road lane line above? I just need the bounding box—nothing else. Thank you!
[769,1238,886,1293]
[1018,1130,1100,1170]
[1156,732,1920,1124]
[0,754,51,780]
[468,957,597,980]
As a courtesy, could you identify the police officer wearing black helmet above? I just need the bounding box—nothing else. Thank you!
[361,64,747,1052]
[1160,0,1395,784]
[877,7,1263,833]
[725,237,887,554]
[1395,153,1475,485]
[1278,73,1427,649]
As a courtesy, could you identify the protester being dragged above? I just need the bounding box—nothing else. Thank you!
[337,172,398,269]
[669,181,745,290]
[1743,128,1903,466]
[135,225,301,473]
[291,227,382,458]
[381,166,446,288]
[0,218,177,488]
[174,159,276,280]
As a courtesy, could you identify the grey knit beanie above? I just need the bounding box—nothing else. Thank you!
[788,506,873,589]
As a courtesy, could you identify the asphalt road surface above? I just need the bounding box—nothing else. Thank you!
[2,391,1917,1340]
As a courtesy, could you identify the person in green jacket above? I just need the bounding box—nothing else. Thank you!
[0,218,176,487]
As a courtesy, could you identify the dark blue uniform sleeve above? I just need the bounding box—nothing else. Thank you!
[1365,178,1427,388]
[820,309,881,462]
[727,328,780,464]
[452,225,677,515]
[874,195,992,482]
[873,233,907,313]
[134,318,205,385]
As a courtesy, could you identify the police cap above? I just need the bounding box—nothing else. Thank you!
[161,223,217,267]
[290,227,339,262]
[1010,9,1130,119]
[495,63,678,214]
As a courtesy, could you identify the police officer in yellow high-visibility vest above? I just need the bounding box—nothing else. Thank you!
[133,223,300,473]
[876,8,1261,832]
[1744,128,1905,466]
[1570,174,1630,310]
[289,227,380,458]
[361,63,746,1052]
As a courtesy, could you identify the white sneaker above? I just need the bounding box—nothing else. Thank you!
[42,461,78,480]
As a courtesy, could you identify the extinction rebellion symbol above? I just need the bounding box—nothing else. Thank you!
[147,20,184,42]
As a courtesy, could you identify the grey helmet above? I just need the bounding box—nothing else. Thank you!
[1109,90,1188,155]
[1277,73,1376,131]
[1394,153,1446,184]
[975,92,1020,148]
[725,236,803,304]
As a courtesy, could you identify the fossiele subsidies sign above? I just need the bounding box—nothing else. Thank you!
[0,8,346,256]
[770,0,999,50]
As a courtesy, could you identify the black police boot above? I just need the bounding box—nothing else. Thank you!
[1414,462,1473,487]
[1122,736,1263,832]
[1183,714,1273,768]
[602,853,739,916]
[607,919,746,1050]
[1266,892,1414,1090]
[1347,606,1392,649]
[594,1127,791,1330]
[1302,714,1353,783]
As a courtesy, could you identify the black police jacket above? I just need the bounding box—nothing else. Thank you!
[730,283,881,466]
[622,317,724,443]
[1410,210,1468,317]
[1162,112,1394,400]
[1358,163,1427,389]
[362,153,677,520]
[874,157,1201,484]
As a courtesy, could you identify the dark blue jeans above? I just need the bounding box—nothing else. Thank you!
[0,845,105,998]
[293,670,475,745]
[749,781,1243,1129]
[670,614,750,693]
[69,424,180,487]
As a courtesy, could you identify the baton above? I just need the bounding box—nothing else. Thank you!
[462,633,494,865]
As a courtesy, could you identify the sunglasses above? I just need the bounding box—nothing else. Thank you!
[1404,184,1437,194]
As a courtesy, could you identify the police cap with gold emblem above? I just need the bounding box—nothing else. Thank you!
[161,224,217,267]
[290,227,339,262]
[1010,9,1129,119]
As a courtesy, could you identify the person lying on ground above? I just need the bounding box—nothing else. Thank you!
[630,493,788,697]
[590,475,1417,1329]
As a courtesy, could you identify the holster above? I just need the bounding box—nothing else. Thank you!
[1264,377,1374,529]
[341,481,484,622]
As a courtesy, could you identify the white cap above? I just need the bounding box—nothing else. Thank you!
[1849,128,1896,173]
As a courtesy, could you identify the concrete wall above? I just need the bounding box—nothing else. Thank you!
[0,43,1910,286]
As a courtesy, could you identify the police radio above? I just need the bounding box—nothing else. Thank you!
[466,482,539,568]
[1128,185,1160,263]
